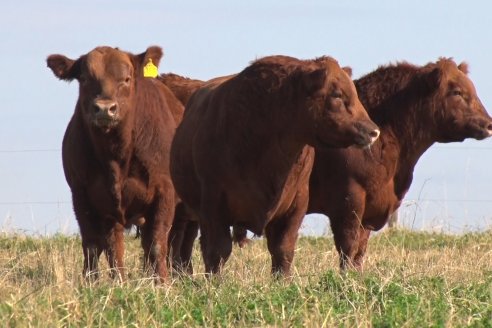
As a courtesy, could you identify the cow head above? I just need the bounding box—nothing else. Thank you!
[423,59,492,142]
[47,46,163,132]
[300,57,380,148]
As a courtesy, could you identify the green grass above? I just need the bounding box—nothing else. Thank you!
[0,229,491,327]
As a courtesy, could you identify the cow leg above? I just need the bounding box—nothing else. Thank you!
[104,222,125,281]
[80,232,103,281]
[265,191,307,276]
[168,202,198,275]
[168,202,187,273]
[200,220,232,275]
[141,188,174,282]
[72,190,104,280]
[353,228,371,269]
[331,219,357,270]
[331,212,366,271]
[180,220,199,274]
[330,185,366,271]
[140,222,154,275]
[141,220,170,282]
[264,213,303,276]
[199,189,232,275]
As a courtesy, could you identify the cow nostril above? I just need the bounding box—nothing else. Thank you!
[487,123,492,131]
[369,129,380,140]
[108,104,118,116]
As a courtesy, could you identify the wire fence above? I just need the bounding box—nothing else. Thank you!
[2,145,492,153]
[0,149,60,153]
[1,146,492,206]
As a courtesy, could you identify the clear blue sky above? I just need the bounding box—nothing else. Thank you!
[1,0,491,234]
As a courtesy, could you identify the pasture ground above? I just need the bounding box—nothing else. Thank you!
[0,229,491,327]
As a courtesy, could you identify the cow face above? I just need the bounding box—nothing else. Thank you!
[301,59,380,148]
[426,60,492,142]
[47,46,163,132]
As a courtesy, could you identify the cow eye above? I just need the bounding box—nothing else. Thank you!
[332,91,343,99]
[119,76,131,87]
[451,89,462,97]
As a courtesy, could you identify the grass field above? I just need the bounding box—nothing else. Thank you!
[0,228,491,327]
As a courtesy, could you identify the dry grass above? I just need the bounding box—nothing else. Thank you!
[0,229,491,327]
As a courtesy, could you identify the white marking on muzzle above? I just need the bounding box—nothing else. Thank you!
[370,129,380,144]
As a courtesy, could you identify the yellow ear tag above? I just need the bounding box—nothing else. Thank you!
[143,58,158,78]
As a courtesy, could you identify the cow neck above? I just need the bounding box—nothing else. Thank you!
[256,131,307,219]
[222,87,306,172]
[273,132,306,175]
[364,79,437,200]
[259,103,308,184]
[87,117,134,171]
[390,102,434,161]
[379,114,435,200]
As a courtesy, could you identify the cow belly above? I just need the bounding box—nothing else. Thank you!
[86,175,153,225]
[226,162,311,235]
[225,183,295,235]
[226,192,271,235]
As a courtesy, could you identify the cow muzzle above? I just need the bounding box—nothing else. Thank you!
[471,118,492,140]
[93,99,119,129]
[353,121,380,148]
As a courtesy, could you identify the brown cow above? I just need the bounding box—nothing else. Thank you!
[158,73,251,274]
[308,58,492,270]
[170,55,380,275]
[157,73,204,274]
[47,46,183,282]
[158,73,205,106]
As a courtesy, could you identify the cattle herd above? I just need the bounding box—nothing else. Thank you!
[47,46,492,282]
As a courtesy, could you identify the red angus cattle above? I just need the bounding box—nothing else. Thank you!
[47,46,183,282]
[158,73,204,274]
[308,58,492,270]
[158,73,205,107]
[159,73,254,274]
[170,55,380,276]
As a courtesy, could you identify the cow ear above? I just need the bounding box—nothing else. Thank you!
[422,67,442,91]
[458,62,469,74]
[135,46,164,77]
[342,66,353,78]
[301,68,327,95]
[46,54,78,81]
